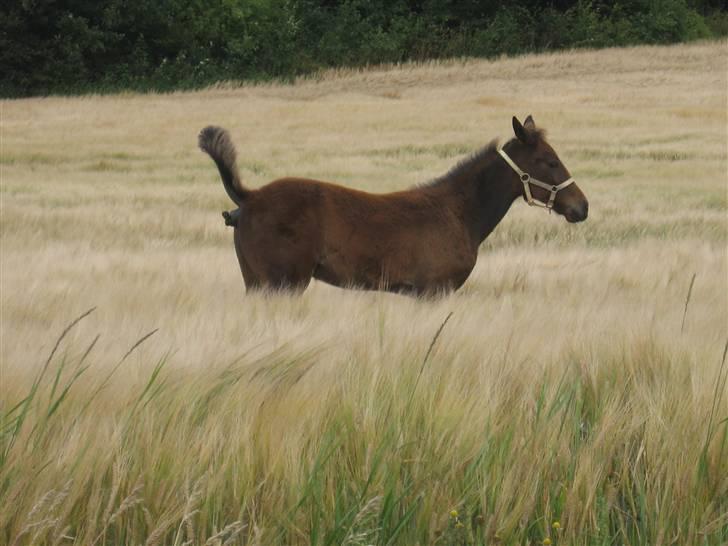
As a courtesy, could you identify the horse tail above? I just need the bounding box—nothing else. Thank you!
[198,126,248,205]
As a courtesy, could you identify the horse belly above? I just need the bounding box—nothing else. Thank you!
[313,250,388,289]
[311,262,348,288]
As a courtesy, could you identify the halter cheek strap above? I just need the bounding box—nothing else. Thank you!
[497,148,575,211]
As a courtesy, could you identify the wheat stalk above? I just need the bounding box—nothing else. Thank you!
[50,525,73,546]
[171,473,206,546]
[100,461,123,531]
[342,495,382,546]
[12,517,53,546]
[107,480,144,526]
[11,483,71,546]
[204,521,247,545]
[92,479,144,545]
[145,512,179,546]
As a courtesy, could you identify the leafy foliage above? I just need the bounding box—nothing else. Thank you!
[0,0,723,97]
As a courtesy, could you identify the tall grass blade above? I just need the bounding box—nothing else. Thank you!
[680,272,696,334]
[79,328,158,414]
[405,312,453,412]
[0,308,95,466]
[699,338,728,487]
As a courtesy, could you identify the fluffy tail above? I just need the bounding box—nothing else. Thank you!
[198,126,248,205]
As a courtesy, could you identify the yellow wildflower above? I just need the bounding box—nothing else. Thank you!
[449,509,458,518]
[552,521,561,530]
[543,539,552,546]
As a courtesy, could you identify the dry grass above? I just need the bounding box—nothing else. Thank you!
[1,40,727,544]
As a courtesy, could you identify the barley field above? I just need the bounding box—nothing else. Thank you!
[1,40,727,545]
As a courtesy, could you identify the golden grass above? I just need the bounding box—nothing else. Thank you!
[1,40,727,544]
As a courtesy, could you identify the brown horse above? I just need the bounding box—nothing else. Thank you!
[199,115,588,295]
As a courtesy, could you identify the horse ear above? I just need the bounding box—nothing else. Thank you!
[512,116,531,144]
[523,115,536,130]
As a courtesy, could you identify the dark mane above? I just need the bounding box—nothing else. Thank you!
[418,125,549,191]
[418,139,501,189]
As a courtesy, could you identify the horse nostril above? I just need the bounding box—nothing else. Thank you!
[581,202,589,219]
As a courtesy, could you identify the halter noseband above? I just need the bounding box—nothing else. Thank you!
[498,148,575,211]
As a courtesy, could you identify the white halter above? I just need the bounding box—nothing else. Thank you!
[498,148,575,210]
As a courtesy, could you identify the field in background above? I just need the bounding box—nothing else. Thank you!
[1,40,727,545]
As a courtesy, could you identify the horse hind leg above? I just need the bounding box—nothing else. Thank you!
[234,231,264,292]
[241,242,315,293]
[236,259,313,294]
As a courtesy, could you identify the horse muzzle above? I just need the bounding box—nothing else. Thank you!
[563,201,588,223]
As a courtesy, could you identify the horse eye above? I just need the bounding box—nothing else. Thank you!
[548,161,560,169]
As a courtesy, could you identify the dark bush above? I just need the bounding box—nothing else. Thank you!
[0,0,723,97]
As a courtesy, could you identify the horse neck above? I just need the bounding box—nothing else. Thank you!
[439,156,521,245]
[417,147,522,246]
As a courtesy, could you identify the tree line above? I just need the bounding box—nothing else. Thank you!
[2,0,726,98]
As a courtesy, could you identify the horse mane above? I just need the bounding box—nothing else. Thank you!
[418,138,501,190]
[418,127,547,191]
